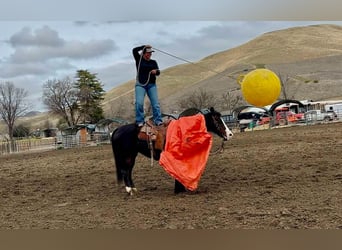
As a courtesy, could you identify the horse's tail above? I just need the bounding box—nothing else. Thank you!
[111,128,123,184]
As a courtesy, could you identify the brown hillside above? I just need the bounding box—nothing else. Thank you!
[103,24,342,118]
[2,24,341,132]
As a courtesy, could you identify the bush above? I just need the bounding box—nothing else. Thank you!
[13,124,30,138]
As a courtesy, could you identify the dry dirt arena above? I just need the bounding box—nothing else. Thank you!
[1,122,342,229]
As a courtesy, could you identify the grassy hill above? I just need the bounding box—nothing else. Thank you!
[2,24,342,132]
[103,24,342,119]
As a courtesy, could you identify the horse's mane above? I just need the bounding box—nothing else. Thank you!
[178,108,202,117]
[178,107,219,118]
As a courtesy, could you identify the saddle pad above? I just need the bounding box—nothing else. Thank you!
[159,114,212,191]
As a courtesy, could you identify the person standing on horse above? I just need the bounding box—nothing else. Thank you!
[133,44,163,127]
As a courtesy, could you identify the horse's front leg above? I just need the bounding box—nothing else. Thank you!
[174,179,186,194]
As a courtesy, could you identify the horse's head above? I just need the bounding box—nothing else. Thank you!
[203,107,233,141]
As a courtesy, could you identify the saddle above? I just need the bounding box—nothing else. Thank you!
[138,119,170,150]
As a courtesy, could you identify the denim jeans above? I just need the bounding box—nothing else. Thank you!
[135,82,163,125]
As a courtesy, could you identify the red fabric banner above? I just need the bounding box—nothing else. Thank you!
[159,114,212,191]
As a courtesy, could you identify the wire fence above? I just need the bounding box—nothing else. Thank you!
[226,114,341,133]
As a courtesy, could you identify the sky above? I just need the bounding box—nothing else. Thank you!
[0,1,341,112]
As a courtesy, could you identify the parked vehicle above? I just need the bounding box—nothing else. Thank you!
[325,103,341,119]
[238,111,264,120]
[305,110,335,122]
[238,111,266,131]
[327,110,338,120]
[273,107,305,126]
[257,114,271,125]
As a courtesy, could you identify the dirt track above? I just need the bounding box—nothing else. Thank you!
[1,122,342,229]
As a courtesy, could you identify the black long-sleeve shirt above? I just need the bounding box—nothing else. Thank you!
[133,45,160,84]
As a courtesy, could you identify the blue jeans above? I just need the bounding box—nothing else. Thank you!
[135,82,163,125]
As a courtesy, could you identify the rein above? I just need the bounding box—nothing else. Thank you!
[209,113,225,155]
[139,124,156,167]
[210,139,225,155]
[148,134,154,167]
[202,108,226,155]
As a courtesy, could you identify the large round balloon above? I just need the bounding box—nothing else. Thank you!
[239,69,281,107]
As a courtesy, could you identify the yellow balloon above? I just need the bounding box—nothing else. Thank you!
[239,69,281,107]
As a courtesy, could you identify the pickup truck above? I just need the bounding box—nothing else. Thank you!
[304,110,335,122]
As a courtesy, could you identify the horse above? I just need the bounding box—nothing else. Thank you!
[110,107,233,195]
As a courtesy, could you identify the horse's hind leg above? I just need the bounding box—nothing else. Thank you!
[120,157,137,195]
[112,152,124,186]
[123,167,137,195]
[113,153,137,195]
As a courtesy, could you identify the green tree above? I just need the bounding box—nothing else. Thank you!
[74,70,105,123]
[13,124,30,138]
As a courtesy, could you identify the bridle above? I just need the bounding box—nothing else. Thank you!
[201,108,228,154]
[210,114,227,155]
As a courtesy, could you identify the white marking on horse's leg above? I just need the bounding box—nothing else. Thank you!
[125,186,138,195]
[220,117,233,140]
[125,186,133,195]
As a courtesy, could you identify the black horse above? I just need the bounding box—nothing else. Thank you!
[111,107,233,195]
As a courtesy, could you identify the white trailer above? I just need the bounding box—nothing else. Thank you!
[325,103,342,119]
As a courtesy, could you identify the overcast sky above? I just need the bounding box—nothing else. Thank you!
[1,1,341,111]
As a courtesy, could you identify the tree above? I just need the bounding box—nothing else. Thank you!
[177,88,217,110]
[42,77,80,127]
[74,70,105,123]
[0,82,29,144]
[13,124,30,138]
[277,72,310,100]
[107,97,134,121]
[220,91,244,113]
[278,73,292,100]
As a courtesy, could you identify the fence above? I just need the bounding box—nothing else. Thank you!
[0,133,112,155]
[231,114,341,133]
[57,132,110,149]
[335,110,342,120]
[0,137,57,155]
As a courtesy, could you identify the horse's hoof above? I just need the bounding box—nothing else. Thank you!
[125,186,138,195]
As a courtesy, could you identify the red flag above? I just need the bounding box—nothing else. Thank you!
[159,114,212,191]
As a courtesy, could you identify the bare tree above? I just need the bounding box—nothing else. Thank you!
[278,73,306,100]
[278,73,292,100]
[0,82,29,144]
[42,77,80,127]
[177,88,216,110]
[108,97,134,121]
[220,91,244,112]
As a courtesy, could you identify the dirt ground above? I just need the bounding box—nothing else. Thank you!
[1,122,342,229]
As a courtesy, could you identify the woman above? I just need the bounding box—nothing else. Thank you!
[133,45,163,127]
